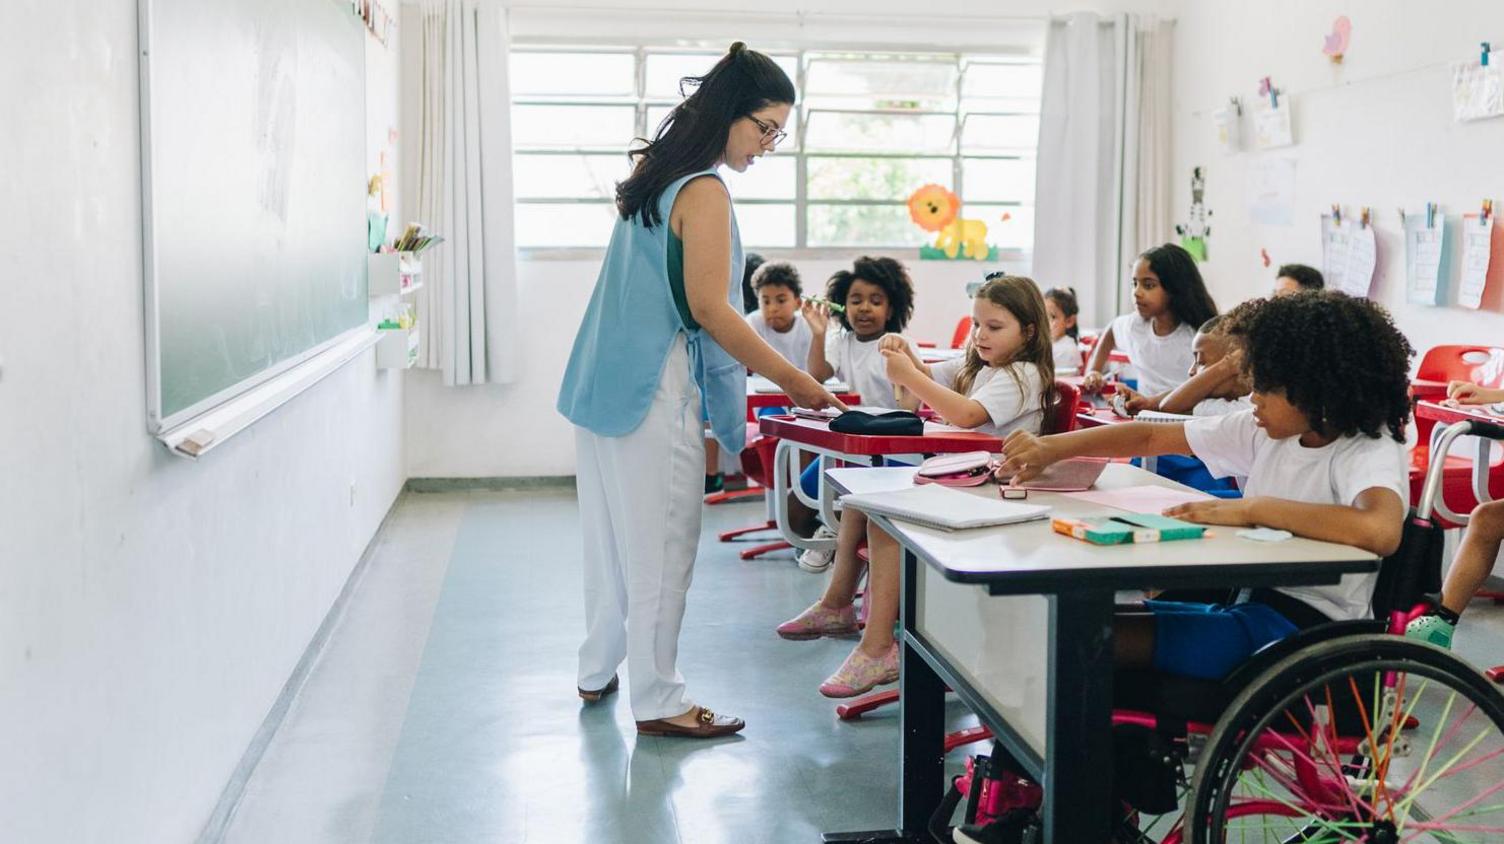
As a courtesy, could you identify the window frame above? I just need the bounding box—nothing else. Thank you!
[510,44,1039,257]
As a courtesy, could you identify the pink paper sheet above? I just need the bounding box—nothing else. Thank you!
[1061,484,1212,513]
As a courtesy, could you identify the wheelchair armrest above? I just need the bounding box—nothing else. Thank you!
[1464,419,1504,441]
[1219,619,1388,694]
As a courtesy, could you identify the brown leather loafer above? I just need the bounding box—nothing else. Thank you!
[636,706,745,738]
[578,674,619,703]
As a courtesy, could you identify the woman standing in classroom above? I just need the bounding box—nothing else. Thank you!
[557,43,845,738]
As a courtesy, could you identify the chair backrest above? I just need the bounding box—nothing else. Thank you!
[1047,381,1080,434]
[950,317,973,349]
[1416,345,1504,388]
[1369,510,1445,622]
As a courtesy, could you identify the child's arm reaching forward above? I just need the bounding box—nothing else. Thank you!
[1449,381,1504,405]
[1165,489,1404,557]
[998,424,1193,478]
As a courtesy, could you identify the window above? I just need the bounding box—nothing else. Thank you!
[510,47,1040,252]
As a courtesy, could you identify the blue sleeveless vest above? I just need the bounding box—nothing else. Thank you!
[557,169,747,453]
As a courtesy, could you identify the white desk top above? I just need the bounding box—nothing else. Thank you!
[826,463,1377,593]
[747,375,850,395]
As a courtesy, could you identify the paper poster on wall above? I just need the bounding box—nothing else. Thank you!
[1246,158,1296,226]
[1254,101,1293,149]
[1452,60,1504,122]
[1213,105,1241,152]
[1405,214,1450,305]
[1459,213,1495,308]
[1321,215,1377,298]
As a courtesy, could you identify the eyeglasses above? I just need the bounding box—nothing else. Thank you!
[747,115,787,147]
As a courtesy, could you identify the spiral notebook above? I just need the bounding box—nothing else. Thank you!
[840,484,1051,531]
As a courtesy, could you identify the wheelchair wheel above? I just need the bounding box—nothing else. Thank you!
[1186,635,1504,843]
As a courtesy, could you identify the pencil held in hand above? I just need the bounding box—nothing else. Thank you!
[803,295,845,314]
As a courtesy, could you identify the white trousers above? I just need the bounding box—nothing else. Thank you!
[574,336,705,721]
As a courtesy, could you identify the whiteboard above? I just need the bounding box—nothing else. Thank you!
[139,0,368,432]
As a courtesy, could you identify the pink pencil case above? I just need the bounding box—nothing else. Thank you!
[913,450,997,487]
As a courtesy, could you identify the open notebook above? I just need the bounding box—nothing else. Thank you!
[840,484,1051,531]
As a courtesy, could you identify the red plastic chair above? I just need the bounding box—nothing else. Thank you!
[950,317,973,349]
[715,430,792,560]
[1408,346,1504,528]
[705,422,767,505]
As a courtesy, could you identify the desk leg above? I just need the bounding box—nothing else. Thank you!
[1043,590,1114,843]
[821,549,940,844]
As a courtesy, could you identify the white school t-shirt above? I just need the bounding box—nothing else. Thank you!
[1109,313,1196,397]
[1051,335,1081,375]
[1192,395,1253,417]
[825,329,916,409]
[746,311,812,368]
[1184,409,1409,621]
[928,358,1046,438]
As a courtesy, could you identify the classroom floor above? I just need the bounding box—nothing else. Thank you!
[221,484,1504,844]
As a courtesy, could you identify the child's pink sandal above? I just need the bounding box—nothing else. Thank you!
[819,643,899,698]
[776,601,859,640]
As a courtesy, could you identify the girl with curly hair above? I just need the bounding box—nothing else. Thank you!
[1083,243,1219,397]
[999,291,1413,680]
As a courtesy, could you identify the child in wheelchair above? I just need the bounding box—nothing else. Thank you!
[999,291,1413,681]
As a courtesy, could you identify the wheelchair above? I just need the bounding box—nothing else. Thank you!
[945,419,1504,844]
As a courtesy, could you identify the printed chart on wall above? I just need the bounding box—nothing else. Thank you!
[1459,213,1500,309]
[1404,213,1450,306]
[1320,215,1377,298]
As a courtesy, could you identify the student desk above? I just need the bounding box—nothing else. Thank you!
[820,463,1378,844]
[756,415,1001,553]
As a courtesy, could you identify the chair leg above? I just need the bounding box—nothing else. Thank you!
[1478,589,1504,605]
[944,725,994,754]
[835,689,900,720]
[718,520,777,542]
[704,486,763,505]
[739,541,792,561]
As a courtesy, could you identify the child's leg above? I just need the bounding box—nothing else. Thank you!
[1115,601,1297,681]
[817,510,869,609]
[1440,499,1504,614]
[818,516,900,697]
[852,520,899,656]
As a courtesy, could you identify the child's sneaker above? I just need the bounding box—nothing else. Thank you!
[704,473,724,494]
[1405,613,1456,649]
[796,525,838,572]
[819,643,899,697]
[776,601,858,640]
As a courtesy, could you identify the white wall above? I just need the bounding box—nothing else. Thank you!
[0,4,404,842]
[1169,0,1504,356]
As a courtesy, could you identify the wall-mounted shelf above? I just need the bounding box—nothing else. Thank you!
[369,251,423,296]
[375,323,419,369]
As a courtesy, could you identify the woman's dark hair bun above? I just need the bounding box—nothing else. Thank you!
[728,41,746,57]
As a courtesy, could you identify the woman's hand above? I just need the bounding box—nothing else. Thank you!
[801,300,830,336]
[880,347,919,386]
[996,430,1060,482]
[1081,371,1107,393]
[783,371,849,412]
[1163,497,1256,527]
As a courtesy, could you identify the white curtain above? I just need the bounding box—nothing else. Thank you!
[1032,13,1174,330]
[406,0,520,385]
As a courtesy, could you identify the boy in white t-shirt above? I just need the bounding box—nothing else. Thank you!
[1000,292,1413,680]
[744,261,812,367]
[1118,314,1253,418]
